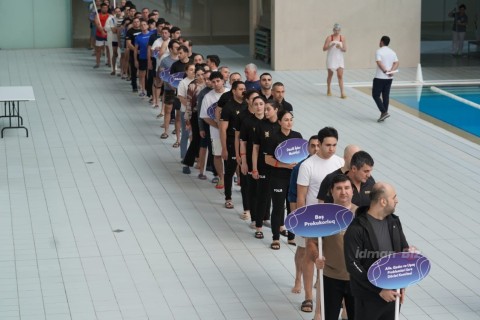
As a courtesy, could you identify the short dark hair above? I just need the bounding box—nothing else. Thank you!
[309,135,319,143]
[195,65,205,73]
[148,13,155,18]
[161,26,170,32]
[101,2,108,7]
[231,80,245,90]
[252,96,266,104]
[459,4,466,9]
[167,39,179,50]
[317,127,338,143]
[184,62,195,72]
[381,36,390,46]
[350,151,374,170]
[177,45,189,53]
[330,174,353,191]
[206,55,220,67]
[209,71,223,81]
[170,26,181,34]
[147,18,155,25]
[260,72,272,80]
[272,82,284,89]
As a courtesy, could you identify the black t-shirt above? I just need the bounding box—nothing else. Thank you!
[318,171,375,207]
[253,119,280,171]
[220,99,247,138]
[239,113,261,171]
[217,91,233,109]
[148,33,160,46]
[280,99,293,112]
[265,130,303,179]
[259,92,272,101]
[170,59,189,75]
[125,28,141,52]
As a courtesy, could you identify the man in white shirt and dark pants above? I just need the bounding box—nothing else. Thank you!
[372,36,399,122]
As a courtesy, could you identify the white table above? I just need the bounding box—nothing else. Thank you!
[0,86,35,138]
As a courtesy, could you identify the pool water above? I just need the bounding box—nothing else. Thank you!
[390,86,480,138]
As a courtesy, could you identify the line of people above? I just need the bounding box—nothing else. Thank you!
[89,3,412,320]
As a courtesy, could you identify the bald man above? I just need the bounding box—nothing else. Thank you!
[344,182,411,320]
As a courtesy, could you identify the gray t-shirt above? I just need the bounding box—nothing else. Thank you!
[367,214,393,254]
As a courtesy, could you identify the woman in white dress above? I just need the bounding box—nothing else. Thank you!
[323,23,347,98]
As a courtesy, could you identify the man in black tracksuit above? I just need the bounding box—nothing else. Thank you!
[344,182,410,320]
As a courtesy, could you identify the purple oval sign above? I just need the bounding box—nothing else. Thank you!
[159,68,171,82]
[274,138,308,164]
[285,203,354,237]
[207,102,217,120]
[368,252,431,290]
[168,72,185,88]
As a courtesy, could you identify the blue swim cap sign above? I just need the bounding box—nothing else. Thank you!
[274,138,308,164]
[285,203,354,237]
[367,252,431,290]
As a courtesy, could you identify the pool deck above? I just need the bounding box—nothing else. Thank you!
[0,46,479,320]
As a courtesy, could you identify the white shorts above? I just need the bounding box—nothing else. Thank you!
[95,40,107,46]
[296,236,305,248]
[211,137,222,156]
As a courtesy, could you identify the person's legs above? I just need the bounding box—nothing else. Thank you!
[211,138,224,187]
[174,108,181,145]
[323,276,345,320]
[138,70,146,95]
[240,171,250,213]
[337,68,345,98]
[344,282,355,320]
[255,171,269,228]
[292,242,305,293]
[183,112,200,167]
[180,111,189,159]
[162,105,173,136]
[381,79,393,113]
[372,78,386,114]
[129,53,138,91]
[354,296,395,320]
[302,238,316,309]
[452,31,459,55]
[458,31,466,55]
[270,175,288,244]
[326,69,334,96]
[147,65,155,98]
[223,140,237,204]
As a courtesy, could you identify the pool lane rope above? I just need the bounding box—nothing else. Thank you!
[430,86,480,110]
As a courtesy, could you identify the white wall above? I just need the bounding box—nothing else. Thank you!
[269,0,421,70]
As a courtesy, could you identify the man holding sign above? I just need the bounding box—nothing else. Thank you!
[344,182,409,320]
[308,174,357,320]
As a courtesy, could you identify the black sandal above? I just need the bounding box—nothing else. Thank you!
[270,241,280,250]
[301,299,313,313]
[254,231,264,239]
[280,229,288,237]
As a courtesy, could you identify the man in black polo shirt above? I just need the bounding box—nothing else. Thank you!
[272,82,293,112]
[318,150,375,207]
[259,73,273,100]
[125,17,141,92]
[219,81,247,209]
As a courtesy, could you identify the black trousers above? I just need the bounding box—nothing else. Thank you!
[372,78,393,114]
[224,138,237,201]
[239,171,249,211]
[254,168,271,228]
[354,294,396,320]
[183,112,200,167]
[146,68,155,97]
[129,52,137,90]
[323,276,355,320]
[269,174,293,241]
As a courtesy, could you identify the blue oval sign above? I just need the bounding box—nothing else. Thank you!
[274,138,308,164]
[285,203,354,237]
[168,72,185,88]
[368,252,431,290]
[207,102,217,120]
[159,68,171,82]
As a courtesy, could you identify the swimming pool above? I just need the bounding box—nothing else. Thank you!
[389,85,480,139]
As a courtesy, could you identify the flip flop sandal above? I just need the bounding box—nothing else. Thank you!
[270,241,280,250]
[225,200,234,209]
[254,231,264,239]
[160,133,168,139]
[172,141,180,148]
[301,299,313,313]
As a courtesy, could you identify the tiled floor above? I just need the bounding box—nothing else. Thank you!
[0,46,479,320]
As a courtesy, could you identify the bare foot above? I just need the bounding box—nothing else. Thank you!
[291,280,301,294]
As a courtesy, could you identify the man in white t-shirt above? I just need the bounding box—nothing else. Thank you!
[296,126,344,313]
[372,35,399,123]
[199,71,230,189]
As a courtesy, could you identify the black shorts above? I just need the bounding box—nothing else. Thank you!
[164,89,176,105]
[112,41,118,47]
[173,97,181,111]
[138,59,148,71]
